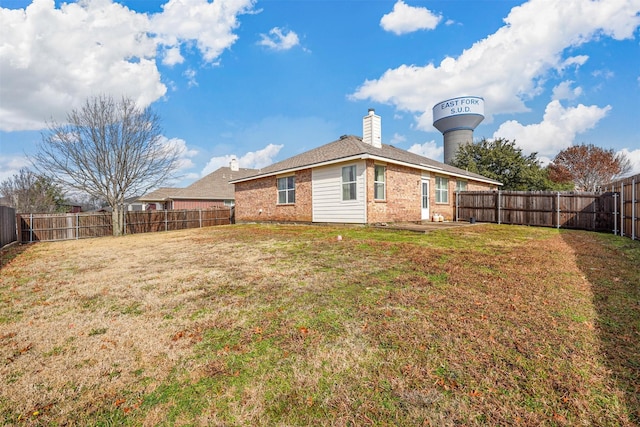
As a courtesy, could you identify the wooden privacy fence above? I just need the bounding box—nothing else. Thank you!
[0,206,17,247]
[18,208,231,243]
[456,191,617,232]
[601,174,639,241]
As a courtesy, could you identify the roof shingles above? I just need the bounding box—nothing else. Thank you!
[173,167,257,200]
[138,167,258,202]
[232,135,500,185]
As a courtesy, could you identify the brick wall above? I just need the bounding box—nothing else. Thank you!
[429,176,496,221]
[235,169,312,222]
[366,160,422,223]
[235,164,496,224]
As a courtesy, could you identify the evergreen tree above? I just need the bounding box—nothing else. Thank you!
[452,138,557,191]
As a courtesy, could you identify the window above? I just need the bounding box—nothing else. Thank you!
[342,165,357,201]
[435,176,449,204]
[456,180,467,192]
[224,200,235,207]
[277,176,295,204]
[374,165,386,200]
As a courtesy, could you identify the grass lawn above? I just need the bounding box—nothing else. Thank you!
[0,223,639,426]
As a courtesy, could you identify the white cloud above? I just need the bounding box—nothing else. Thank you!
[353,0,640,130]
[183,68,198,88]
[0,0,256,131]
[559,55,589,70]
[159,136,198,172]
[162,46,184,66]
[201,143,283,176]
[493,100,611,158]
[390,133,407,145]
[551,80,582,101]
[258,27,300,51]
[0,154,30,183]
[151,0,255,63]
[380,0,442,35]
[618,148,640,177]
[407,140,443,160]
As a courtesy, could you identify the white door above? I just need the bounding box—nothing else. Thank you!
[421,178,430,220]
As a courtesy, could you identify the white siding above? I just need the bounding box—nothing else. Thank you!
[312,161,366,223]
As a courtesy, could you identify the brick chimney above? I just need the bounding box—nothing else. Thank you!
[362,108,382,148]
[229,157,239,172]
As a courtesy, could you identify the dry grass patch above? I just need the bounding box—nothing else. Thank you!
[0,224,638,426]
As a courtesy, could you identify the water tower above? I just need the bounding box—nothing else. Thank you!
[433,96,484,164]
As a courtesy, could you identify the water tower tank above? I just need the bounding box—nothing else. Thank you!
[433,96,484,164]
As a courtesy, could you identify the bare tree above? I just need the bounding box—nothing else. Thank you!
[548,144,632,192]
[33,95,182,236]
[0,168,67,213]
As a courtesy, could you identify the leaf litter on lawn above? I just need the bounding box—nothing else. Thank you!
[0,223,638,426]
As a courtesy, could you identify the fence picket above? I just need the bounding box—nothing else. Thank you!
[17,207,231,243]
[456,191,616,232]
[0,206,17,247]
[456,176,640,242]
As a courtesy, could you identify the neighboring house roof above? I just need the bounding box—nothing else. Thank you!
[230,135,502,186]
[125,196,142,205]
[172,167,258,200]
[137,166,259,203]
[137,187,180,202]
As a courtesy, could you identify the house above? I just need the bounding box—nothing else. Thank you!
[136,187,179,210]
[136,160,258,210]
[169,160,258,209]
[230,110,501,224]
[62,202,82,213]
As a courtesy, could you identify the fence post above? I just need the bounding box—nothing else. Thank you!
[165,210,168,232]
[621,182,625,237]
[556,192,561,229]
[613,192,618,235]
[633,177,636,240]
[497,191,501,225]
[455,192,459,222]
[29,213,33,243]
[76,213,79,239]
[592,193,596,231]
[199,209,202,228]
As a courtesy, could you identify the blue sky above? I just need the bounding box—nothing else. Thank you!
[1,0,639,189]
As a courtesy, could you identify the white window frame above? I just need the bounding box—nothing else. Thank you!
[456,180,468,192]
[374,164,386,200]
[435,176,449,204]
[277,175,296,204]
[342,165,357,201]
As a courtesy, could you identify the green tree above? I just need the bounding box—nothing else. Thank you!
[0,168,67,213]
[452,138,554,190]
[34,95,182,236]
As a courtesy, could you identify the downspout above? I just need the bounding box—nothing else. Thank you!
[363,162,368,224]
